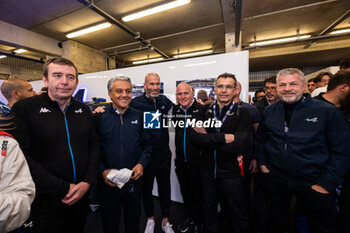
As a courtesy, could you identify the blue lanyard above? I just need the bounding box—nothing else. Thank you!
[213,101,235,132]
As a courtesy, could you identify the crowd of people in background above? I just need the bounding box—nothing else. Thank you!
[1,56,350,233]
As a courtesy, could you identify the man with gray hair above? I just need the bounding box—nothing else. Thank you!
[257,68,350,233]
[94,75,152,233]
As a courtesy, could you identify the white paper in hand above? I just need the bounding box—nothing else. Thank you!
[106,168,133,188]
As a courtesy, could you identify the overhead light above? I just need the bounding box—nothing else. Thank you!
[330,28,350,35]
[122,0,191,22]
[14,49,27,53]
[66,22,112,38]
[249,35,311,47]
[0,55,6,59]
[173,50,213,58]
[132,57,164,64]
[184,61,217,67]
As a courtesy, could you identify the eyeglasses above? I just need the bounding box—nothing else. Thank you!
[264,86,276,91]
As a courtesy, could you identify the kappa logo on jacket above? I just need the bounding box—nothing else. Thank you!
[39,107,51,113]
[75,108,83,113]
[305,117,318,123]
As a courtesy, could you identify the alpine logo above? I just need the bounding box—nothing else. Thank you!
[306,117,318,123]
[75,108,83,113]
[131,120,138,124]
[23,221,34,228]
[39,107,51,113]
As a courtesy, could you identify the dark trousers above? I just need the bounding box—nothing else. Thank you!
[243,159,268,233]
[201,172,249,233]
[175,161,203,224]
[263,172,336,233]
[99,179,142,233]
[22,195,89,233]
[143,152,171,218]
[338,169,350,233]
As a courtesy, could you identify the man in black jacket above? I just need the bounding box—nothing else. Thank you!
[12,57,99,233]
[172,82,203,232]
[191,73,252,233]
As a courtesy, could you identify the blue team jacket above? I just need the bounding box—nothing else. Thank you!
[257,94,350,191]
[95,104,152,172]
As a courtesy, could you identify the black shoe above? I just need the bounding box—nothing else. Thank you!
[178,218,194,233]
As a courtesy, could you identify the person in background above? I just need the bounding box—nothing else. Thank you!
[253,89,265,104]
[196,89,212,105]
[257,68,350,233]
[233,82,266,233]
[12,57,99,233]
[254,76,279,113]
[307,78,317,94]
[0,115,35,233]
[173,82,203,233]
[130,73,175,233]
[311,71,333,97]
[0,78,36,116]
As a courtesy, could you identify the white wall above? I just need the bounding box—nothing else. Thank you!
[31,51,250,203]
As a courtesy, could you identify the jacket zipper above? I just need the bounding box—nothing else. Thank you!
[60,103,76,183]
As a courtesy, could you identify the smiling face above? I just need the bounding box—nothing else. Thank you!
[176,83,193,109]
[108,80,132,111]
[144,73,161,99]
[277,73,305,104]
[215,77,236,106]
[43,63,78,102]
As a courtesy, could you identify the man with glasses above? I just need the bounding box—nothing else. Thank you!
[255,76,279,113]
[191,73,251,233]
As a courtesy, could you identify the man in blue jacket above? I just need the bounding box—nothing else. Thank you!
[95,75,152,233]
[257,68,350,233]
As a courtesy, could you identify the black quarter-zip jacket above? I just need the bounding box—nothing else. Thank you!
[12,93,99,200]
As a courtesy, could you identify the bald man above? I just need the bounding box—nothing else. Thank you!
[172,82,203,232]
[130,73,175,233]
[1,78,36,108]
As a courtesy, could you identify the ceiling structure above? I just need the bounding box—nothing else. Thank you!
[0,0,350,72]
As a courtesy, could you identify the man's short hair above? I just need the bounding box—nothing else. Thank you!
[263,76,276,86]
[277,68,305,83]
[107,75,132,92]
[340,57,350,70]
[1,78,28,100]
[255,89,264,96]
[327,71,350,91]
[216,73,237,88]
[307,78,315,83]
[314,71,333,83]
[43,57,78,79]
